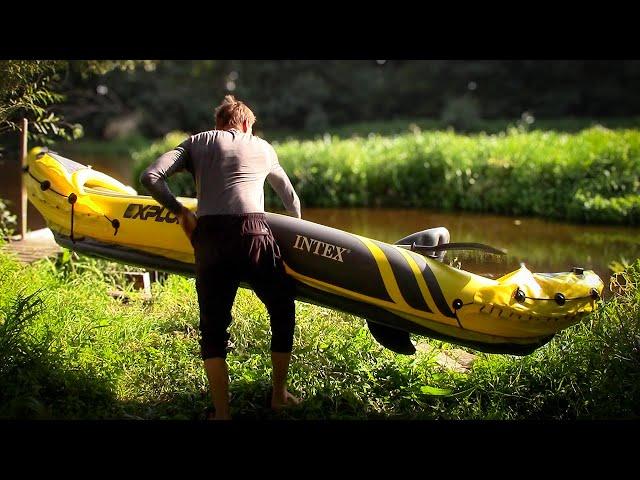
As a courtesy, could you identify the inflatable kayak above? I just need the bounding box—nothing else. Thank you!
[25,147,604,356]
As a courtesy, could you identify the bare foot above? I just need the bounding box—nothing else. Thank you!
[271,390,302,411]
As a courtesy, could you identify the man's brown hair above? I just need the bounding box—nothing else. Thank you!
[214,95,256,130]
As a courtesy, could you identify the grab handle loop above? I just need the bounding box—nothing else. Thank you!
[68,193,77,243]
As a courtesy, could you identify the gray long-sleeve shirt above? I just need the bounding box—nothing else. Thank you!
[140,129,301,218]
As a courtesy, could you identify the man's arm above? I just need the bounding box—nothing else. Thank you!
[266,148,301,218]
[139,144,189,215]
[139,139,197,238]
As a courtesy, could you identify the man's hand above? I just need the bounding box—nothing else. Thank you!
[177,205,197,240]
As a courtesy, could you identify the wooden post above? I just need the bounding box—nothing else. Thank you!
[20,118,28,240]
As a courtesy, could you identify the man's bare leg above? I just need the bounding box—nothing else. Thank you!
[204,358,231,420]
[271,351,301,410]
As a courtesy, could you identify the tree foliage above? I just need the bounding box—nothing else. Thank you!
[0,60,155,149]
[0,60,68,140]
[3,60,640,145]
[50,60,640,140]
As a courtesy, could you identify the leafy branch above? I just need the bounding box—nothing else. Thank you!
[0,60,155,146]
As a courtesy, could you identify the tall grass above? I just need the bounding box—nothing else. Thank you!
[260,116,640,142]
[131,127,640,225]
[1,249,639,420]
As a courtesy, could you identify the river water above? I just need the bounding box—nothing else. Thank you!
[2,149,639,285]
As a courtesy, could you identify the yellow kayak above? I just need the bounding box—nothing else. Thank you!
[25,147,604,355]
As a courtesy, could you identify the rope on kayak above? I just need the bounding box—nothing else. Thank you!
[68,193,77,243]
[451,298,474,329]
[27,170,67,198]
[449,291,597,329]
[25,168,122,242]
[27,169,79,243]
[453,288,599,320]
[103,215,120,236]
[514,288,600,305]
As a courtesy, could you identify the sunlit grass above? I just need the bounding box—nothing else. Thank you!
[1,251,638,420]
[129,127,640,226]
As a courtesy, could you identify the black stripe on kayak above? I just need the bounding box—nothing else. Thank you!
[373,240,432,313]
[295,282,552,356]
[266,214,393,303]
[406,251,456,319]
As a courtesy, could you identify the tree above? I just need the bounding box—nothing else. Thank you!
[0,60,155,148]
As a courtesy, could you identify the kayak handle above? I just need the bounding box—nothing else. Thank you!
[396,242,506,256]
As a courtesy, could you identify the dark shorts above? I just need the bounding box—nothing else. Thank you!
[190,213,296,360]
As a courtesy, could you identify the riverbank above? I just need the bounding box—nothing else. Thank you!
[123,126,640,226]
[1,249,638,420]
[5,118,636,228]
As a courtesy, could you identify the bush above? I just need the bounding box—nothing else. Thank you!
[131,131,196,198]
[131,127,640,225]
[442,260,640,419]
[0,198,17,239]
[1,247,639,419]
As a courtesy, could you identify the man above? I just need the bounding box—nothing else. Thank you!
[140,95,302,420]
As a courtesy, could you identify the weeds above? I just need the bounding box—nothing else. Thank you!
[131,127,640,225]
[1,251,639,420]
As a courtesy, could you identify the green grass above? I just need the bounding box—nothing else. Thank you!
[62,116,640,149]
[259,116,640,142]
[1,248,638,420]
[57,133,150,156]
[52,118,640,226]
[129,126,640,226]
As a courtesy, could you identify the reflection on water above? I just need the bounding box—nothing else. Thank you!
[2,150,638,286]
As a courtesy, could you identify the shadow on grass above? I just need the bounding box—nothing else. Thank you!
[1,353,415,421]
[8,337,639,421]
[1,355,118,420]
